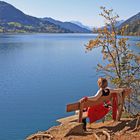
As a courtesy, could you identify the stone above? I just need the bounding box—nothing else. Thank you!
[47,122,84,137]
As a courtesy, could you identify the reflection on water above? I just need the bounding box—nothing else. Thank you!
[0,34,139,140]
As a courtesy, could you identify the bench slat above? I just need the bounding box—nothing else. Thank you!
[57,112,87,124]
[67,94,112,112]
[66,102,80,112]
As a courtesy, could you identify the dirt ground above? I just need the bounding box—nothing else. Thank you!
[51,118,140,140]
[26,117,140,140]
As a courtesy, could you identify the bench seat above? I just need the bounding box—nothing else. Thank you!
[57,112,87,124]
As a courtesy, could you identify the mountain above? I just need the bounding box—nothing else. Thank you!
[0,1,71,33]
[71,20,125,32]
[0,1,90,33]
[42,18,91,33]
[70,21,93,31]
[0,1,40,25]
[115,20,124,27]
[94,13,140,36]
[118,12,140,36]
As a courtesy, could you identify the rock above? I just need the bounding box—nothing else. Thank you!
[47,122,84,137]
[26,118,140,140]
[26,132,54,140]
[26,122,84,140]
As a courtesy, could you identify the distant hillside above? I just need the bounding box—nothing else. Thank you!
[0,1,90,33]
[93,13,140,36]
[0,1,73,33]
[118,12,140,36]
[115,20,124,27]
[0,1,40,25]
[70,21,93,31]
[42,18,91,33]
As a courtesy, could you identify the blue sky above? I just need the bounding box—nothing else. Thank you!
[3,0,140,27]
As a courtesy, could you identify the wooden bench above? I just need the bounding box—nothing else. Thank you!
[57,88,132,124]
[57,112,87,124]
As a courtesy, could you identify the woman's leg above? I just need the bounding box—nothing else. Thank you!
[82,118,87,131]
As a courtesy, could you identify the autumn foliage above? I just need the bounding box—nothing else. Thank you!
[86,7,140,114]
[86,7,140,87]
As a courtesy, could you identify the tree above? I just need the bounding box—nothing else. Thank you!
[86,7,140,114]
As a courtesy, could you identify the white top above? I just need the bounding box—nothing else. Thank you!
[89,87,123,101]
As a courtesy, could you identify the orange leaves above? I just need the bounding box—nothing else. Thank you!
[103,27,108,33]
[86,7,140,88]
[135,56,140,64]
[98,27,110,36]
[111,31,115,37]
[120,25,129,36]
[118,38,128,47]
[127,53,134,59]
[86,39,101,51]
[106,63,115,69]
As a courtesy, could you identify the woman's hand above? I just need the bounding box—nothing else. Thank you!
[79,96,88,103]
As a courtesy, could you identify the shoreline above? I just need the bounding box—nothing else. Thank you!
[26,117,140,140]
[0,33,139,37]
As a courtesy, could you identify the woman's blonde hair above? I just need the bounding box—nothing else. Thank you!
[97,77,108,89]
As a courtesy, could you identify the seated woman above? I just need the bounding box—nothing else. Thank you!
[80,77,131,131]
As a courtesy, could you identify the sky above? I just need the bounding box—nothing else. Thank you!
[3,0,140,27]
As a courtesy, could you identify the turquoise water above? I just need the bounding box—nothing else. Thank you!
[0,34,139,140]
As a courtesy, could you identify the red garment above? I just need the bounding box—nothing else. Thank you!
[112,93,118,120]
[87,101,111,123]
[87,93,118,123]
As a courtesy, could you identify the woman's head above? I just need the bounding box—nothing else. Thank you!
[97,77,108,89]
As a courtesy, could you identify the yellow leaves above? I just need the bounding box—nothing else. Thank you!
[118,38,128,47]
[125,24,129,29]
[111,31,115,37]
[103,27,107,33]
[103,27,111,36]
[97,27,112,39]
[111,78,122,85]
[107,39,114,45]
[98,28,102,33]
[86,6,140,89]
[85,39,101,51]
[106,63,115,68]
[127,53,133,59]
[120,25,129,35]
[120,28,125,35]
[135,56,140,64]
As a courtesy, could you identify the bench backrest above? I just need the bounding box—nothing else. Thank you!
[66,88,132,123]
[67,93,112,112]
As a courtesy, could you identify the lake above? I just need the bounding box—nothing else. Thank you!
[0,34,139,140]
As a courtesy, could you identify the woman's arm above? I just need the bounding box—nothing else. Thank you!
[79,89,102,103]
[87,89,103,101]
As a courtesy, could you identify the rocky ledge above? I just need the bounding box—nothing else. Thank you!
[26,117,140,140]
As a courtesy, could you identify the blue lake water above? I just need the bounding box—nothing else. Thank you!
[0,34,139,140]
